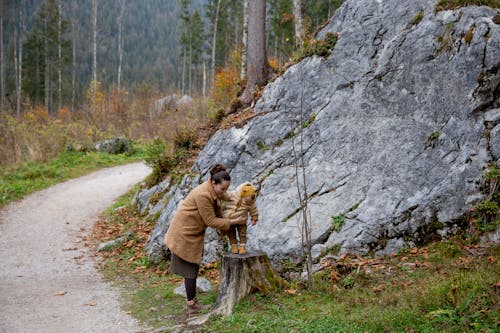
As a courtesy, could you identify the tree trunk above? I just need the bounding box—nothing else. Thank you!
[0,3,4,111]
[71,3,76,113]
[293,0,306,46]
[181,49,186,95]
[202,61,206,98]
[92,0,97,110]
[117,0,125,91]
[213,252,285,315]
[187,251,286,327]
[58,1,62,113]
[16,2,24,117]
[241,0,268,106]
[44,13,49,113]
[188,33,192,96]
[210,0,221,88]
[14,24,18,114]
[240,0,248,80]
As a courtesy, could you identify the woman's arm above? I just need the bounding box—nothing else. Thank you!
[195,194,231,231]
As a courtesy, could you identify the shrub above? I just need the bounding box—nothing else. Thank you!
[292,32,338,63]
[144,138,189,186]
[173,128,196,149]
[411,10,425,26]
[426,130,441,148]
[211,67,241,111]
[475,199,499,231]
[331,214,345,232]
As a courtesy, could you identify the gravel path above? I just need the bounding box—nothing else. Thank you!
[0,162,151,333]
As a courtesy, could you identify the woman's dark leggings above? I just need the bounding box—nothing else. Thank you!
[185,278,197,301]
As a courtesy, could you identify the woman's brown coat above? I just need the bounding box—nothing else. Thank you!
[165,180,231,264]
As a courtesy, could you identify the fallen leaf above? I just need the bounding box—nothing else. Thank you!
[488,256,496,264]
[84,301,97,306]
[284,289,297,295]
[373,284,386,293]
[330,270,341,282]
[62,247,78,251]
[400,280,414,288]
[54,291,67,296]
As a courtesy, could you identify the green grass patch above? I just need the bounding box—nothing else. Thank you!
[203,242,500,332]
[292,32,339,63]
[0,144,146,207]
[95,194,500,332]
[411,9,425,26]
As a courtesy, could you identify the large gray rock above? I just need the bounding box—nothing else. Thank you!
[94,137,133,154]
[143,0,500,265]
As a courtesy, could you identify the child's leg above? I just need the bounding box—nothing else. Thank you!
[228,226,238,253]
[238,224,247,244]
[238,225,247,254]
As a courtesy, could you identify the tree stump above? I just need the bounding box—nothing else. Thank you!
[212,251,286,315]
[187,251,286,326]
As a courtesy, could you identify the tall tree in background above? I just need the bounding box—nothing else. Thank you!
[268,0,294,65]
[293,0,306,46]
[241,0,268,105]
[208,0,222,88]
[117,0,126,91]
[57,0,62,112]
[0,2,4,110]
[240,0,248,80]
[189,10,204,95]
[92,0,97,109]
[70,0,76,112]
[16,0,25,117]
[179,0,189,95]
[23,0,70,113]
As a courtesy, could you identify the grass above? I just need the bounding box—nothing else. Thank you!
[0,144,147,207]
[436,0,500,11]
[411,9,425,26]
[203,244,500,332]
[92,196,500,332]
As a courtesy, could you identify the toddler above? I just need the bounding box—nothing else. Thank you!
[223,182,258,254]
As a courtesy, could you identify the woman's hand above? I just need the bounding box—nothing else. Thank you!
[230,216,247,225]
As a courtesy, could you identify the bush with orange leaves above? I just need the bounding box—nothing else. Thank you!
[211,67,241,112]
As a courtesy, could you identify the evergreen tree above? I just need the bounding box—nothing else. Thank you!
[22,0,70,112]
[267,0,294,64]
[189,10,204,94]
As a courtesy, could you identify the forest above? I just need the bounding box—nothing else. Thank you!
[0,0,343,167]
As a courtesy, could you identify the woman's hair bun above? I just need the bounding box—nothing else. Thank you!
[209,163,231,184]
[209,163,227,177]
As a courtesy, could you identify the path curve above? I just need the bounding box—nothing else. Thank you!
[0,162,151,333]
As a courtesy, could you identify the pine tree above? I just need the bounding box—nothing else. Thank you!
[189,10,204,94]
[23,0,70,112]
[268,0,294,64]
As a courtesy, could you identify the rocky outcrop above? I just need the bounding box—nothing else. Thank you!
[94,137,133,154]
[141,0,500,265]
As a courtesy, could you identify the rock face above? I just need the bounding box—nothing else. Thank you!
[142,0,500,265]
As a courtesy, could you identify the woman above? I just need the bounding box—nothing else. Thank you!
[164,163,247,315]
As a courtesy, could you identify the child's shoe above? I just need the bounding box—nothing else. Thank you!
[239,244,246,255]
[231,244,239,254]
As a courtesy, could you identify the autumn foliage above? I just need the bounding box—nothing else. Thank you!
[211,67,241,111]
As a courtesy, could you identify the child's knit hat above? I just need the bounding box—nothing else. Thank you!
[240,183,256,198]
